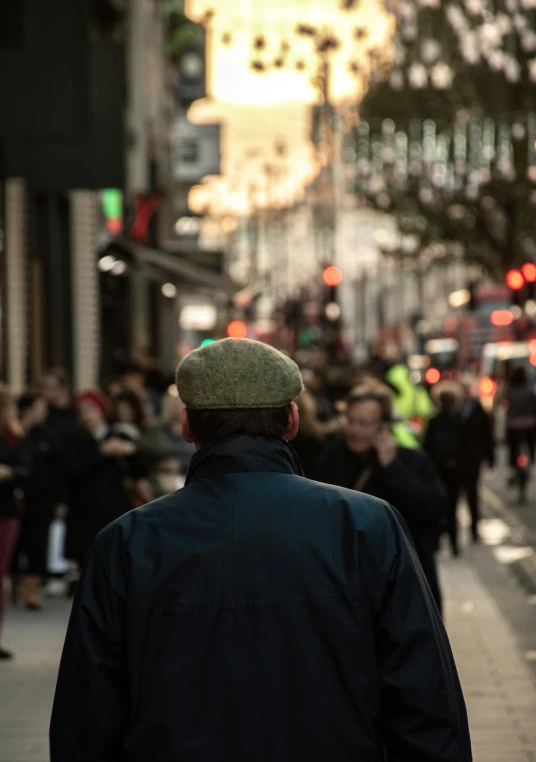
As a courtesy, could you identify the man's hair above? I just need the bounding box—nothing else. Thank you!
[187,405,291,446]
[347,385,393,423]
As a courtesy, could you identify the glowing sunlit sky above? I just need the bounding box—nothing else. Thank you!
[185,0,393,215]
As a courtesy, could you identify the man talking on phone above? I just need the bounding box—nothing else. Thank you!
[316,383,446,613]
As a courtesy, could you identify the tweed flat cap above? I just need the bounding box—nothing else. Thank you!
[176,338,304,409]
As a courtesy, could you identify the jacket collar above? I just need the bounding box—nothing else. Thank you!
[185,435,303,486]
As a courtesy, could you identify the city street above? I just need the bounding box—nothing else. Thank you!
[3,1,536,759]
[2,511,536,762]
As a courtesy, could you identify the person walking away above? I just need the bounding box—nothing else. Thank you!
[424,390,463,556]
[63,391,144,571]
[315,383,447,613]
[504,365,536,482]
[0,385,25,659]
[458,381,495,542]
[139,390,195,497]
[16,393,68,609]
[51,339,471,761]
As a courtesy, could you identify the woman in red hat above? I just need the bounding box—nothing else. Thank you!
[63,390,151,570]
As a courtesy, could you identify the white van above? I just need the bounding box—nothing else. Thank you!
[479,341,536,411]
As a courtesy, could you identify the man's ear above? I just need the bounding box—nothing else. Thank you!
[286,402,300,442]
[181,408,195,444]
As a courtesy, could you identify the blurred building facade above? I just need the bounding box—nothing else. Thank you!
[0,0,230,391]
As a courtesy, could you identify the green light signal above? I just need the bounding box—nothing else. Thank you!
[102,188,122,220]
[201,338,215,346]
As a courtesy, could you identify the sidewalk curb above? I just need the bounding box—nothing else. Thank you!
[482,485,536,596]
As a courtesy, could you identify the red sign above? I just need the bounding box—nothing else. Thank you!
[128,192,163,244]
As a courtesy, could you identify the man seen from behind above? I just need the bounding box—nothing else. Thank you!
[51,338,471,762]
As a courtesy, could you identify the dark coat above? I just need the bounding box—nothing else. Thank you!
[425,402,495,476]
[51,435,471,762]
[15,425,69,576]
[20,424,68,511]
[314,438,447,612]
[424,412,462,473]
[458,399,495,469]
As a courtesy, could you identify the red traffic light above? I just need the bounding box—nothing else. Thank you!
[506,269,525,290]
[322,266,343,287]
[227,320,247,339]
[490,309,514,327]
[425,367,441,385]
[522,263,536,283]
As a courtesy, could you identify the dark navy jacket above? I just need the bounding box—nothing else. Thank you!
[50,435,472,762]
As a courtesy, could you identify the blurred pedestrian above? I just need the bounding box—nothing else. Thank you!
[39,368,76,434]
[52,339,470,761]
[358,375,421,449]
[110,389,152,507]
[139,390,195,497]
[121,361,160,418]
[292,368,345,476]
[110,388,147,443]
[315,383,446,613]
[424,390,463,556]
[458,381,495,543]
[39,367,80,471]
[0,384,24,659]
[37,369,78,591]
[504,366,536,476]
[103,376,125,401]
[385,362,435,441]
[16,392,67,609]
[63,390,145,569]
[137,346,170,412]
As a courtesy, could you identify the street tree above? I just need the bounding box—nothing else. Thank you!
[355,0,536,276]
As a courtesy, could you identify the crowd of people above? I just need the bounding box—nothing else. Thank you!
[0,362,195,660]
[293,358,497,614]
[0,343,526,660]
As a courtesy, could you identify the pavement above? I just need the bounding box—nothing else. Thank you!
[442,545,536,762]
[0,601,66,762]
[2,524,536,761]
[481,447,536,596]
